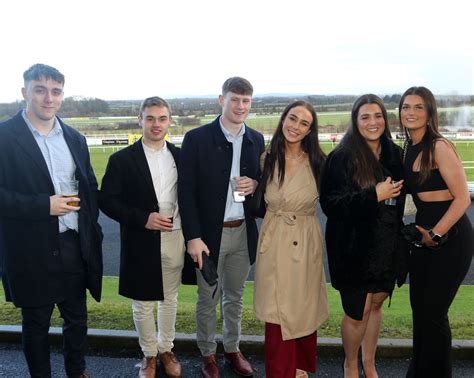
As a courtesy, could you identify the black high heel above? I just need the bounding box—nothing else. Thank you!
[359,355,365,377]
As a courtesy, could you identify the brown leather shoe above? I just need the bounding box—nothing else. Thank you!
[202,354,220,378]
[160,351,182,377]
[139,356,157,378]
[224,352,253,376]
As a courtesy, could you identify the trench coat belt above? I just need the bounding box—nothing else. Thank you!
[259,208,314,254]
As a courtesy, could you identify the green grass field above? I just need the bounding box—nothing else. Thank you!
[1,278,473,339]
[90,141,474,187]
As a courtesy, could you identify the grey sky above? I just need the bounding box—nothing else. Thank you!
[1,0,472,102]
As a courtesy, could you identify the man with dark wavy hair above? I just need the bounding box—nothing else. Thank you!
[0,63,103,378]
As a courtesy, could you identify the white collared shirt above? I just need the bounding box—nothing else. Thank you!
[142,140,181,230]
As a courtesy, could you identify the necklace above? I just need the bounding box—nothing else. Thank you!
[285,151,305,160]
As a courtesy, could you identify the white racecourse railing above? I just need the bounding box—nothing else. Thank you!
[86,132,474,147]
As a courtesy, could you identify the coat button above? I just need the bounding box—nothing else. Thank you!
[52,250,59,256]
[293,215,296,220]
[293,241,298,246]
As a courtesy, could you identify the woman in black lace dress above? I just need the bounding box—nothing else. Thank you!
[320,94,405,378]
[400,86,473,378]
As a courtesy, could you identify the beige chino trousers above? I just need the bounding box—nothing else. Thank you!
[132,229,185,356]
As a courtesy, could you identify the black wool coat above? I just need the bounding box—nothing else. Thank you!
[320,138,405,291]
[99,139,185,300]
[0,112,103,307]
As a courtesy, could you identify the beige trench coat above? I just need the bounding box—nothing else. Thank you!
[253,158,328,340]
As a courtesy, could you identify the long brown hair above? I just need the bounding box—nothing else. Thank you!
[399,86,451,183]
[336,94,392,188]
[261,100,326,191]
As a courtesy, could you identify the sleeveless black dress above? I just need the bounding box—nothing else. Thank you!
[404,141,473,378]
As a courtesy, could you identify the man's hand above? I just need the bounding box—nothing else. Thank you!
[187,238,210,269]
[235,176,258,196]
[50,195,80,216]
[145,212,173,232]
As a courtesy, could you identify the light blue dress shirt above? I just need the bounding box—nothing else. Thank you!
[22,111,78,232]
[219,116,246,222]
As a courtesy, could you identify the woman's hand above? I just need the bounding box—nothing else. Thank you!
[415,225,438,248]
[375,177,404,202]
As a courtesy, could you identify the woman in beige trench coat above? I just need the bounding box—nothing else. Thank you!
[253,101,328,377]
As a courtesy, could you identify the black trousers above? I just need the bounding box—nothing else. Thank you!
[21,230,87,378]
[406,216,472,378]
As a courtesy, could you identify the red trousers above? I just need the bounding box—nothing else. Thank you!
[264,322,317,377]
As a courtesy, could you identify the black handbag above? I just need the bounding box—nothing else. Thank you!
[400,223,423,246]
[401,223,454,250]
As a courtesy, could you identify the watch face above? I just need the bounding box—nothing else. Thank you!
[429,230,442,243]
[432,234,442,243]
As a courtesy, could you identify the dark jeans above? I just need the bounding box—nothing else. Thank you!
[21,230,87,378]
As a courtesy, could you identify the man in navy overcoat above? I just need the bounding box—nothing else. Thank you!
[178,77,264,377]
[0,64,103,377]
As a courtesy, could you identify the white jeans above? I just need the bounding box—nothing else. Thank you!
[132,229,185,356]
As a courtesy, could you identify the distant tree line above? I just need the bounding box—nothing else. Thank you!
[1,94,473,122]
[0,97,109,120]
[60,97,109,117]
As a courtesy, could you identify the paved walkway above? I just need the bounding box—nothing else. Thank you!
[1,325,473,360]
[1,330,474,377]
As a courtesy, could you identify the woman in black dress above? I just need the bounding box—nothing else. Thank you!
[320,94,405,378]
[400,86,473,378]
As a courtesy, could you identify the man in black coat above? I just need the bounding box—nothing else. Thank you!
[0,64,103,377]
[178,77,265,377]
[99,97,185,378]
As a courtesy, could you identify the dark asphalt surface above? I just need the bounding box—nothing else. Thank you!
[1,343,473,377]
[101,203,474,284]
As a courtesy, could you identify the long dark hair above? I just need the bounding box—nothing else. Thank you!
[336,94,392,189]
[261,100,326,192]
[399,86,449,183]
